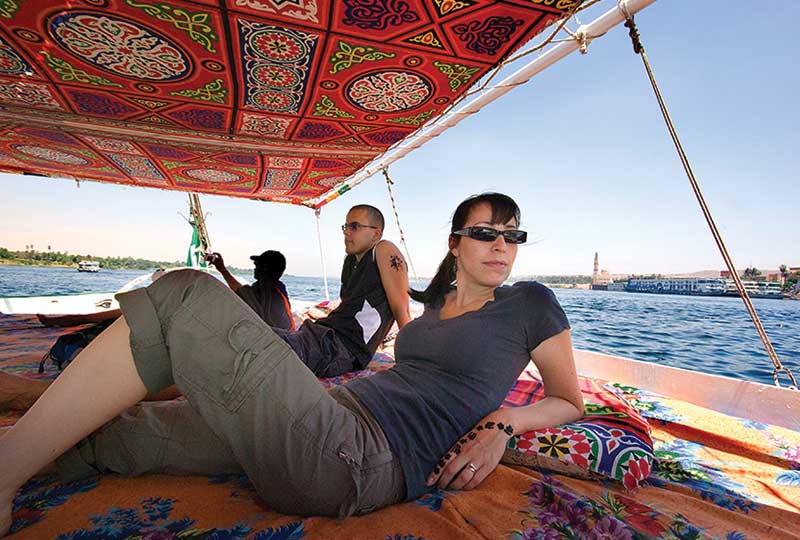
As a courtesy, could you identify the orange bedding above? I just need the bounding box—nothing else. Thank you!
[2,313,799,539]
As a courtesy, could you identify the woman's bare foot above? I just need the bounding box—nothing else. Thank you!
[0,372,50,411]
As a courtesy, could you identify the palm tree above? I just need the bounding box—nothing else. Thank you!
[743,267,761,280]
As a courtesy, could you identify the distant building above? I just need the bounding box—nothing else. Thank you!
[591,252,612,290]
[720,270,732,278]
[626,277,782,298]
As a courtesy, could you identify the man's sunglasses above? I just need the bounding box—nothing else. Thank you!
[452,226,528,244]
[341,222,379,232]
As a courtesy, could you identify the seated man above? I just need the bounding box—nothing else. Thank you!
[0,205,410,410]
[207,250,294,331]
[273,204,411,377]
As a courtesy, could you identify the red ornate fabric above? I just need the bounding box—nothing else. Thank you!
[0,0,577,207]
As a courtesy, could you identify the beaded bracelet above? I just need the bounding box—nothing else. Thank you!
[477,420,515,437]
[434,421,516,472]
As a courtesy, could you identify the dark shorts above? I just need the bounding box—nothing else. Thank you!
[272,320,367,378]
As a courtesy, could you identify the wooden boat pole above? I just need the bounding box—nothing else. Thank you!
[190,193,211,254]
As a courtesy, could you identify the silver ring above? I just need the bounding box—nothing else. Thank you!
[468,463,478,474]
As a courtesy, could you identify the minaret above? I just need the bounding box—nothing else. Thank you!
[592,252,599,284]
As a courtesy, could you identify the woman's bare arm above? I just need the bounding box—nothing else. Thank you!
[427,330,583,491]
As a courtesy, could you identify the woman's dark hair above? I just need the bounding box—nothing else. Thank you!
[410,193,521,305]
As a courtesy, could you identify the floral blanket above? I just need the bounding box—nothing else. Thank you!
[2,313,799,539]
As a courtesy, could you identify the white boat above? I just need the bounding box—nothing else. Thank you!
[725,280,784,299]
[1,292,116,316]
[76,260,100,273]
[625,277,785,299]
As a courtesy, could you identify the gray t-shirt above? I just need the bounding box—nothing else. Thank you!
[346,281,570,500]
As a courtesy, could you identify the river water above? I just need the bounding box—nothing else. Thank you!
[1,265,797,387]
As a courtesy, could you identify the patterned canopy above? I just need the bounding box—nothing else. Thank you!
[0,0,577,207]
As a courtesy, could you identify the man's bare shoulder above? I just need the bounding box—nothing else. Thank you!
[375,240,406,271]
[375,239,401,255]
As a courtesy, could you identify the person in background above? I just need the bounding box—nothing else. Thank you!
[206,250,293,331]
[211,205,411,378]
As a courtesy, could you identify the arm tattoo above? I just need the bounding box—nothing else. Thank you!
[389,254,405,271]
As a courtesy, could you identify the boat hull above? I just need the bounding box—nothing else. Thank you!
[572,349,799,431]
[0,292,118,315]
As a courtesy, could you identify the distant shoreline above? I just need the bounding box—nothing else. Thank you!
[0,261,253,274]
[0,261,75,268]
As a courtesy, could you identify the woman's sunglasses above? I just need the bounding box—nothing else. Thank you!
[452,226,527,244]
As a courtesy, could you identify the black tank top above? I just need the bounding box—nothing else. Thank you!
[317,242,395,364]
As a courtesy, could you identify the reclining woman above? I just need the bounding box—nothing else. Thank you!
[0,192,583,535]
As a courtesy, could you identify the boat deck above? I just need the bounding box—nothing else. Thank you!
[1,312,799,539]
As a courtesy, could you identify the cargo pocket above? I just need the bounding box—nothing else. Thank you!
[171,313,281,413]
[219,319,285,412]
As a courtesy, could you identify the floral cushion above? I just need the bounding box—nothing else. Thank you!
[500,369,655,489]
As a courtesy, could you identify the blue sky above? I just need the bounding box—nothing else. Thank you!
[1,0,797,278]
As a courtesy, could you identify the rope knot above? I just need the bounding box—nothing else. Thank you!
[624,17,643,54]
[575,30,590,55]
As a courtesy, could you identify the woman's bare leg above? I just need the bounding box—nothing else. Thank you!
[0,316,147,537]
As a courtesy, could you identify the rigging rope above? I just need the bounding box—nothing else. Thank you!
[382,167,419,282]
[618,2,797,390]
[314,208,331,302]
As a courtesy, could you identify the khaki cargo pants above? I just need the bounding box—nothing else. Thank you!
[56,269,405,517]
